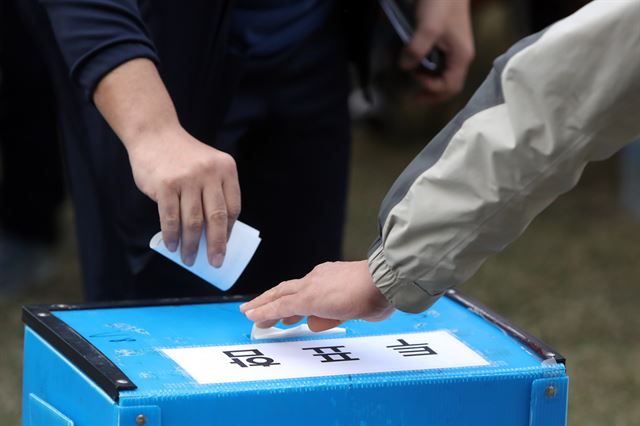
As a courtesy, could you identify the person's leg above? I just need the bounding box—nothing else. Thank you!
[0,0,65,293]
[0,0,64,244]
[230,23,352,295]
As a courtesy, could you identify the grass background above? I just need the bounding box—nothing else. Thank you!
[2,2,640,425]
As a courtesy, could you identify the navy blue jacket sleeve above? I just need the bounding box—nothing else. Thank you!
[39,0,160,98]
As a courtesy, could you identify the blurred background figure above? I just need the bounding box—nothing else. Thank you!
[0,0,65,297]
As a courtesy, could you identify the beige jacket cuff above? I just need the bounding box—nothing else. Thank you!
[368,245,444,314]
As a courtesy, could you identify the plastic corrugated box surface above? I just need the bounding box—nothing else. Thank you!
[22,291,568,426]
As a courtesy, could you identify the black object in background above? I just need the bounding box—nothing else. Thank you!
[0,0,64,244]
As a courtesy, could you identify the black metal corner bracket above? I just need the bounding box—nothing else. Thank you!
[22,294,250,402]
[23,303,137,402]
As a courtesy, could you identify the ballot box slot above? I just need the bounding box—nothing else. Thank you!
[445,289,566,365]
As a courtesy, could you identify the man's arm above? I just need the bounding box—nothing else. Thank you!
[39,0,239,266]
[242,0,640,328]
[94,58,240,266]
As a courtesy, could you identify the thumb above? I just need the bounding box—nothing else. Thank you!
[307,316,344,332]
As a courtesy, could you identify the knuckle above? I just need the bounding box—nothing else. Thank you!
[163,216,180,230]
[160,176,180,191]
[221,152,236,169]
[201,157,218,173]
[281,280,297,293]
[188,202,202,217]
[311,262,330,274]
[271,286,285,300]
[262,287,278,300]
[220,159,237,177]
[202,152,236,175]
[186,218,203,232]
[207,209,228,224]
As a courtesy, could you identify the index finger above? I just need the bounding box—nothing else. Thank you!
[245,294,308,325]
[240,279,302,313]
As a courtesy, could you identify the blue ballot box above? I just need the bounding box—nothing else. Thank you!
[22,291,568,426]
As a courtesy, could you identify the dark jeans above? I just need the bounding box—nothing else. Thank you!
[0,0,64,244]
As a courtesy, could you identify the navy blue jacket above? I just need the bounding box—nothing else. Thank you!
[38,0,373,140]
[42,0,238,139]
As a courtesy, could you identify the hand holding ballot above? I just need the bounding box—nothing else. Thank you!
[150,221,261,291]
[241,261,394,331]
[94,59,242,269]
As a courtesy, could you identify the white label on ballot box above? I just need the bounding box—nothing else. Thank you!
[161,331,489,385]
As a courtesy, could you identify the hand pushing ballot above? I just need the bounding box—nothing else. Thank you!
[149,221,261,291]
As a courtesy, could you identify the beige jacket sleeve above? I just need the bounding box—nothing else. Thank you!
[368,0,640,313]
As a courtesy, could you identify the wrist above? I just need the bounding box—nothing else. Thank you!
[122,118,184,156]
[93,58,183,154]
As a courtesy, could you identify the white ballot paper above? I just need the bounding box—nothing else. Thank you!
[162,331,489,385]
[251,323,346,340]
[149,221,261,291]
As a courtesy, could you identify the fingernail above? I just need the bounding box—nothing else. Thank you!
[184,254,196,266]
[166,241,178,252]
[245,309,254,319]
[210,253,225,268]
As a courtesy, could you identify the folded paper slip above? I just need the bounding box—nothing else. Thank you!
[250,323,347,340]
[149,220,261,291]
